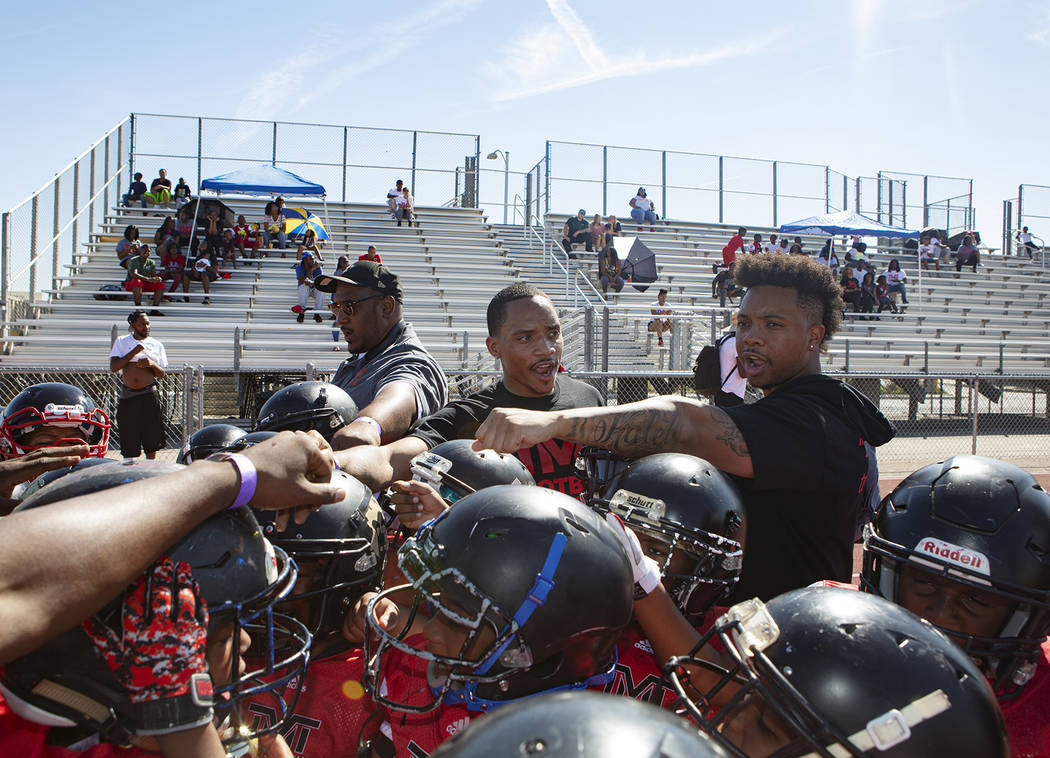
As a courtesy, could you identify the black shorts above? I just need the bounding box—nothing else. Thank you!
[117,389,164,457]
[187,269,216,282]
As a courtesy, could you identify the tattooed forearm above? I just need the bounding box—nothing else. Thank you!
[708,407,750,458]
[564,405,691,457]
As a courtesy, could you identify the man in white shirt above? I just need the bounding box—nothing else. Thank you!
[648,288,673,347]
[917,235,938,270]
[762,234,779,254]
[109,310,169,461]
[1017,226,1037,258]
[385,179,404,218]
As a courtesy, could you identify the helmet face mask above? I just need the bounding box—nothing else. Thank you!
[861,455,1050,692]
[364,486,632,715]
[177,423,247,464]
[409,441,536,505]
[575,446,631,502]
[666,588,1008,758]
[1,383,111,459]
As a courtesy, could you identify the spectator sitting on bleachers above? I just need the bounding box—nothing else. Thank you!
[747,233,763,254]
[144,169,172,208]
[333,255,351,277]
[204,210,225,256]
[395,187,415,227]
[762,233,779,254]
[122,172,147,208]
[712,261,742,306]
[232,214,260,259]
[386,179,404,218]
[123,244,165,313]
[358,245,382,263]
[588,213,606,253]
[154,216,176,249]
[790,235,805,254]
[561,209,591,255]
[844,239,868,268]
[263,201,288,253]
[158,241,186,297]
[182,241,216,305]
[839,266,860,311]
[648,288,672,347]
[779,236,790,254]
[930,233,950,266]
[885,258,909,304]
[918,234,938,270]
[294,252,325,324]
[955,235,980,273]
[605,214,622,249]
[1016,225,1038,259]
[173,177,191,211]
[219,228,238,269]
[874,274,898,314]
[116,224,140,268]
[174,207,195,251]
[858,271,877,318]
[722,227,746,266]
[818,239,839,275]
[296,229,323,264]
[628,187,657,231]
[597,246,625,294]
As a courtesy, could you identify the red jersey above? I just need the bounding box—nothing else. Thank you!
[358,253,383,263]
[245,645,375,758]
[0,696,155,757]
[723,234,744,266]
[1000,637,1050,757]
[596,623,676,709]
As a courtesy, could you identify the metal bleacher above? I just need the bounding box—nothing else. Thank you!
[1,200,518,370]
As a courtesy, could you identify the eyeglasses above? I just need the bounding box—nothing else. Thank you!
[328,294,382,317]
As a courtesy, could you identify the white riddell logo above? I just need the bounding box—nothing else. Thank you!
[446,717,471,736]
[915,537,990,576]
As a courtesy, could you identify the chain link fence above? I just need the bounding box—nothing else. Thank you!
[0,365,1044,476]
[129,114,481,209]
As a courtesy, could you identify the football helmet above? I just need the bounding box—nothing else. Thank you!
[591,453,745,622]
[252,470,386,639]
[224,430,279,452]
[862,455,1050,692]
[574,446,632,503]
[0,461,311,747]
[177,423,248,464]
[410,439,535,503]
[364,485,633,713]
[0,382,110,459]
[666,587,1008,758]
[430,690,729,757]
[11,456,118,501]
[254,381,358,440]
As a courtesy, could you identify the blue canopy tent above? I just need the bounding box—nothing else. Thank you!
[191,164,329,252]
[779,210,925,305]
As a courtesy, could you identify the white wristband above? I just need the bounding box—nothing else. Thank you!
[355,415,383,439]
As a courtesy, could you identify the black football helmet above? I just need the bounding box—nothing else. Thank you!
[224,430,279,452]
[574,446,632,503]
[862,455,1050,693]
[252,470,386,639]
[0,382,110,459]
[666,587,1008,758]
[0,461,311,747]
[364,485,633,713]
[11,456,118,501]
[410,439,535,503]
[254,381,357,440]
[591,453,745,622]
[430,690,729,757]
[177,423,248,464]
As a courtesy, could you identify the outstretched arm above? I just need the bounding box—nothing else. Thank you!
[474,396,753,477]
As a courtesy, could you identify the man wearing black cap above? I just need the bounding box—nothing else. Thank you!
[314,261,448,447]
[561,209,592,255]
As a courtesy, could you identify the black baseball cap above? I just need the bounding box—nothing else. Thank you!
[314,261,403,302]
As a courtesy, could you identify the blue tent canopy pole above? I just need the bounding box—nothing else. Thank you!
[189,165,329,255]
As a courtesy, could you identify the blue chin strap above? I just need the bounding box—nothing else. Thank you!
[434,532,614,712]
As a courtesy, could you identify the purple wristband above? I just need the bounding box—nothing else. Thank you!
[355,415,383,439]
[219,453,257,509]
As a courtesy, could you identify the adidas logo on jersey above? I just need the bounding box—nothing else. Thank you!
[446,717,471,736]
[635,638,654,654]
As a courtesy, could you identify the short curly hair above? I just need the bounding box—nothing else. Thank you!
[733,253,842,346]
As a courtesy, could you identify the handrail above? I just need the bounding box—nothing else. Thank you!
[9,165,127,285]
[5,117,129,214]
[533,219,607,308]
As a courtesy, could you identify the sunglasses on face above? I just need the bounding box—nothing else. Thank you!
[328,294,383,317]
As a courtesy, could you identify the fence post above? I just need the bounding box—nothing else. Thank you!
[1002,200,1012,257]
[525,171,533,228]
[52,177,60,297]
[103,136,110,216]
[876,171,883,224]
[901,181,907,229]
[88,146,96,248]
[842,174,847,211]
[717,156,724,223]
[923,341,929,373]
[181,364,195,449]
[999,343,1004,374]
[970,375,979,454]
[668,320,677,371]
[306,362,316,382]
[544,141,551,216]
[233,327,242,409]
[342,126,348,202]
[72,161,80,263]
[772,161,778,227]
[128,113,135,184]
[411,131,418,195]
[196,118,203,189]
[661,150,667,221]
[271,122,278,166]
[824,166,830,212]
[923,175,929,227]
[601,307,610,373]
[602,145,608,217]
[968,179,974,230]
[1,212,9,342]
[1017,184,1023,235]
[462,330,469,363]
[583,307,594,372]
[116,123,123,202]
[29,194,38,304]
[855,177,861,214]
[844,339,850,373]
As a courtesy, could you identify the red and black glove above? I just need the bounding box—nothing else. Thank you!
[83,556,215,735]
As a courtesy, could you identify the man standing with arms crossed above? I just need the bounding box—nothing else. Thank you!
[109,310,168,461]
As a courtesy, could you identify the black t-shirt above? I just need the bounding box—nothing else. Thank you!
[151,177,172,192]
[128,181,147,198]
[409,374,603,498]
[174,184,190,198]
[565,216,589,236]
[723,374,893,601]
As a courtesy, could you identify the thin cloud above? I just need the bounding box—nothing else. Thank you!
[489,21,789,103]
[1027,0,1050,43]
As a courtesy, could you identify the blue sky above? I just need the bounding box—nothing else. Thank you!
[2,0,1049,241]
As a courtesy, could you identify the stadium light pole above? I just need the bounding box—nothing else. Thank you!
[487,149,509,225]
